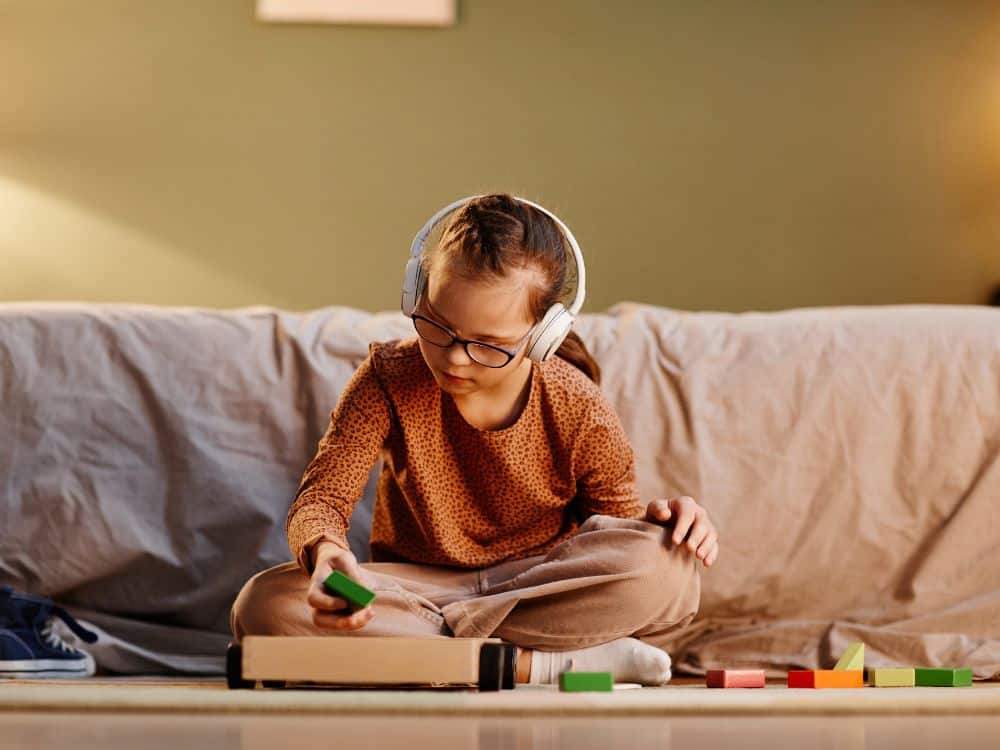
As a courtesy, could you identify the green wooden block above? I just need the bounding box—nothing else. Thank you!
[915,668,972,687]
[322,570,376,611]
[559,671,614,692]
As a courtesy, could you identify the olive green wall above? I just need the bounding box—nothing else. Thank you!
[2,1,999,313]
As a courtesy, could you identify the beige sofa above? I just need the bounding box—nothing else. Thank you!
[1,301,997,678]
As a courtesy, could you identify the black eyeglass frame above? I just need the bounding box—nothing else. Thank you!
[409,312,535,368]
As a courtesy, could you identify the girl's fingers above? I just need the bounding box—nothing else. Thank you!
[343,560,364,581]
[704,544,719,567]
[343,608,374,629]
[307,556,377,630]
[695,529,718,559]
[312,606,374,630]
[670,502,697,545]
[647,499,672,522]
[338,560,377,591]
[307,587,349,612]
[686,523,710,554]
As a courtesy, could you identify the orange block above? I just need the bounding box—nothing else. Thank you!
[787,670,864,688]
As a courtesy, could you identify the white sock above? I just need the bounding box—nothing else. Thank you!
[526,637,672,686]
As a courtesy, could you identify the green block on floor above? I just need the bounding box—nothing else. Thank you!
[322,570,376,611]
[559,671,614,692]
[914,668,972,687]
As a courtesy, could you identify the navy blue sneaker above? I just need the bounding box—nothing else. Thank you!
[0,584,99,678]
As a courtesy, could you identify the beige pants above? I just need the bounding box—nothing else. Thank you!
[231,514,700,653]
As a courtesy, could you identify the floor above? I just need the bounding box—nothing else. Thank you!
[4,712,1000,750]
[2,678,999,749]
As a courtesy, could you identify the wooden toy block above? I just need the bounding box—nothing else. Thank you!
[915,668,973,687]
[559,671,614,692]
[227,636,515,690]
[787,670,864,688]
[870,668,915,687]
[834,642,865,671]
[706,669,766,688]
[323,570,376,611]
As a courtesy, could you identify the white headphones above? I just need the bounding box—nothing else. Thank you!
[400,195,587,363]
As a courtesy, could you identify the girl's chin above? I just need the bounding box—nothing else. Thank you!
[441,371,473,386]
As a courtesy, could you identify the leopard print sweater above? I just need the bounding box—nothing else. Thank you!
[286,337,642,573]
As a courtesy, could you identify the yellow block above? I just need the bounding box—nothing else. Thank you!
[871,668,915,687]
[834,642,865,671]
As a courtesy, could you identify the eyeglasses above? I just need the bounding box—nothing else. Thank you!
[410,312,534,368]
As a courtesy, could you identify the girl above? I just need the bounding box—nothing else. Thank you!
[231,193,719,686]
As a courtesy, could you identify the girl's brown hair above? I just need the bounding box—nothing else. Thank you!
[423,193,602,384]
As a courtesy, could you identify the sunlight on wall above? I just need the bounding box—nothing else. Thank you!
[959,66,1000,279]
[0,176,272,308]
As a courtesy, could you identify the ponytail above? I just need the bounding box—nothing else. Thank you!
[554,329,601,385]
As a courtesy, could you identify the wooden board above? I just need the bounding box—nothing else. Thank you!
[241,636,501,685]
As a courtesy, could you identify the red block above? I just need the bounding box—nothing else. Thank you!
[706,669,766,688]
[788,670,816,688]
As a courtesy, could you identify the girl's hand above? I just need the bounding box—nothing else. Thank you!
[307,542,377,631]
[644,496,719,567]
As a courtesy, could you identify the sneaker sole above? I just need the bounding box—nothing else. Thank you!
[0,659,94,678]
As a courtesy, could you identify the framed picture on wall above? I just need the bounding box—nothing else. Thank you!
[256,0,456,26]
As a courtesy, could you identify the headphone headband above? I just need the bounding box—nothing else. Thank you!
[405,195,586,317]
[401,194,586,363]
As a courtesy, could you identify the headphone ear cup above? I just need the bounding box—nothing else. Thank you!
[401,257,425,316]
[526,304,572,362]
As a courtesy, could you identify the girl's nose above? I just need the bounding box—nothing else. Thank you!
[445,341,473,366]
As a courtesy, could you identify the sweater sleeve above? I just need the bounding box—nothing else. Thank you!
[286,346,391,574]
[572,395,644,520]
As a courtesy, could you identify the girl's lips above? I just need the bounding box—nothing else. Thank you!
[444,372,469,381]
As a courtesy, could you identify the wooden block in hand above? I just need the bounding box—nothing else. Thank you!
[323,570,376,611]
[706,669,765,688]
[834,642,865,671]
[870,668,915,687]
[915,668,972,687]
[559,671,614,692]
[787,670,864,688]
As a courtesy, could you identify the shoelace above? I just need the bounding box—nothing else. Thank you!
[39,617,83,654]
[32,601,99,646]
[1,585,98,645]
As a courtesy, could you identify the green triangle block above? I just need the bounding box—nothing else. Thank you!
[323,570,376,611]
[834,642,865,671]
[915,668,972,687]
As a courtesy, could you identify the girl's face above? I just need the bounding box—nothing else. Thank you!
[415,265,538,397]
